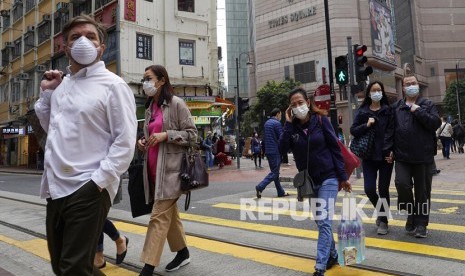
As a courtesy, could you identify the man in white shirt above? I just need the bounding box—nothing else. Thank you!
[34,15,137,275]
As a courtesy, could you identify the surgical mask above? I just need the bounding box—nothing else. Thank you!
[143,81,157,96]
[405,85,420,97]
[70,36,99,65]
[292,104,309,120]
[370,91,383,102]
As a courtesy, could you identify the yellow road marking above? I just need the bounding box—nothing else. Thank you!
[169,212,465,262]
[437,207,459,214]
[213,203,465,234]
[0,234,137,275]
[112,222,385,275]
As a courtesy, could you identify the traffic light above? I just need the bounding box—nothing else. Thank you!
[353,44,373,84]
[335,55,348,85]
[238,97,250,121]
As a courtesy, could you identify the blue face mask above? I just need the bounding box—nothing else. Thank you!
[370,91,383,102]
[405,85,420,97]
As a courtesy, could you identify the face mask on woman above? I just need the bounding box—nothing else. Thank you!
[70,36,99,65]
[370,91,383,102]
[292,104,309,120]
[405,85,420,97]
[143,81,157,96]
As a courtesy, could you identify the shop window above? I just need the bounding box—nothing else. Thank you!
[73,1,91,17]
[178,0,194,13]
[102,30,117,63]
[12,1,23,23]
[38,20,51,44]
[25,0,35,13]
[13,38,22,60]
[294,61,315,84]
[179,40,194,66]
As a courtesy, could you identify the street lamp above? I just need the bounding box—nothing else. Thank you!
[455,60,465,124]
[235,52,253,169]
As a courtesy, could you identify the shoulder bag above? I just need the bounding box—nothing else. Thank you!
[293,131,316,202]
[349,127,375,159]
[180,133,209,210]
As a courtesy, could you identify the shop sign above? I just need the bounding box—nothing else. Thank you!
[190,107,222,117]
[183,96,216,103]
[136,34,152,60]
[268,6,316,28]
[186,102,212,110]
[192,116,211,125]
[2,127,24,135]
[124,0,136,22]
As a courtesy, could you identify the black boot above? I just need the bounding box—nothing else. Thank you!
[165,247,190,272]
[139,264,155,276]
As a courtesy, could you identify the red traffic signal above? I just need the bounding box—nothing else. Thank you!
[353,44,373,84]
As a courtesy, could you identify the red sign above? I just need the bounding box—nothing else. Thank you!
[95,2,118,27]
[124,0,136,22]
[314,84,331,110]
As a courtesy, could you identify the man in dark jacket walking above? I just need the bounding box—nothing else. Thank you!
[255,108,288,198]
[384,75,441,238]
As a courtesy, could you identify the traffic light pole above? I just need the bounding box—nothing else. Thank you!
[347,36,361,178]
[323,0,338,133]
[235,57,241,169]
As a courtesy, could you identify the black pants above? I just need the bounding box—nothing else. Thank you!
[394,161,432,226]
[46,180,111,276]
[362,159,393,223]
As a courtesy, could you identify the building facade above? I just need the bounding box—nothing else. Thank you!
[249,0,465,137]
[0,0,218,167]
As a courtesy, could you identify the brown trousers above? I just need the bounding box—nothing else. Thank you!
[140,198,187,266]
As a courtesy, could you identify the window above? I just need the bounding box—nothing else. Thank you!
[95,0,113,10]
[178,0,194,13]
[38,20,51,44]
[12,1,23,22]
[179,40,194,65]
[73,1,91,17]
[1,48,10,67]
[294,61,315,84]
[25,0,35,13]
[136,33,152,60]
[11,79,20,103]
[102,30,117,63]
[284,66,290,80]
[2,12,10,29]
[24,71,34,99]
[54,12,69,35]
[13,38,22,60]
[52,54,69,72]
[0,83,8,103]
[24,31,35,52]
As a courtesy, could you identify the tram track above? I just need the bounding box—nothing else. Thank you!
[0,195,410,275]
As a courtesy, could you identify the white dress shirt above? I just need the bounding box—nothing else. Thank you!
[34,61,137,203]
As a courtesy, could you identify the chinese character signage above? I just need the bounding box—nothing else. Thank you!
[136,34,152,60]
[124,0,136,22]
[179,41,194,65]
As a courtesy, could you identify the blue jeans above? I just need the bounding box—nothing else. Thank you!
[362,159,393,223]
[205,150,213,167]
[440,137,452,158]
[256,154,285,196]
[313,178,338,272]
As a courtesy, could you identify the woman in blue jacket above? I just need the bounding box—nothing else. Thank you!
[350,81,393,235]
[280,88,351,276]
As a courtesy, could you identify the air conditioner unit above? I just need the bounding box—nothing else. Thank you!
[0,10,9,17]
[13,77,21,83]
[5,42,14,48]
[42,14,51,21]
[26,26,34,33]
[19,73,29,80]
[36,65,47,73]
[56,2,69,13]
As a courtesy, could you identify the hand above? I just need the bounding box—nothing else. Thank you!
[367,117,375,127]
[285,105,293,123]
[40,70,63,91]
[137,138,147,152]
[410,104,420,112]
[385,151,394,163]
[339,180,352,192]
[146,132,168,147]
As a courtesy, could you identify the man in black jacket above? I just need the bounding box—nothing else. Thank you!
[384,75,441,238]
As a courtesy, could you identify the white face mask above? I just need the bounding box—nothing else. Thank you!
[143,81,157,96]
[405,85,420,97]
[70,36,99,65]
[370,91,383,102]
[292,104,309,120]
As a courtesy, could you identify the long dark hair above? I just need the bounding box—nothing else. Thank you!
[144,65,174,108]
[288,87,328,116]
[360,81,389,107]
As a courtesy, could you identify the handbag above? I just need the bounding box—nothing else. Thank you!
[127,155,154,218]
[293,132,316,202]
[339,139,360,177]
[180,134,209,211]
[349,127,375,159]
